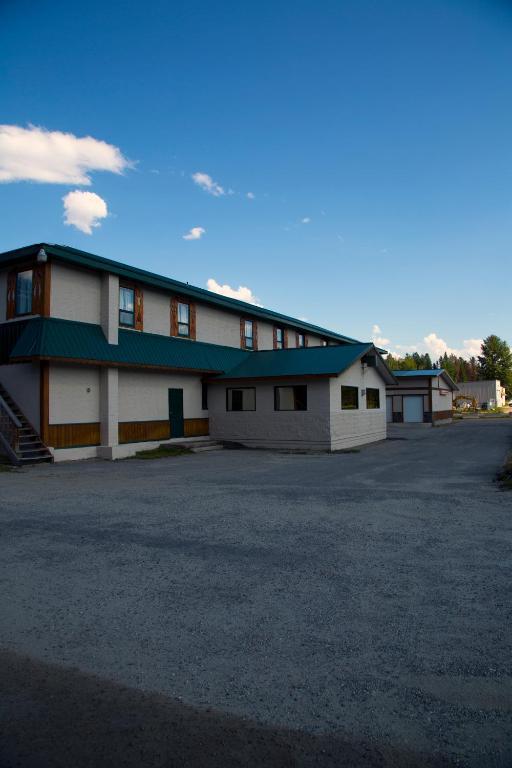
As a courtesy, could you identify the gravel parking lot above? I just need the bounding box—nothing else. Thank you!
[1,419,511,767]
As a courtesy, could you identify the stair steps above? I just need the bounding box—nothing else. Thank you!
[0,383,53,465]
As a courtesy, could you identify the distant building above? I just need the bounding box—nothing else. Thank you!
[455,380,506,409]
[385,369,458,425]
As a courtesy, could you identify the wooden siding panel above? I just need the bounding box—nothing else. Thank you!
[184,418,209,437]
[170,297,178,336]
[189,301,196,340]
[134,286,144,331]
[6,272,16,319]
[119,420,170,444]
[48,422,101,448]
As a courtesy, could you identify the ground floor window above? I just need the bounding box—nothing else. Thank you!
[274,385,307,411]
[366,388,380,409]
[341,385,358,410]
[226,387,256,411]
[202,382,208,410]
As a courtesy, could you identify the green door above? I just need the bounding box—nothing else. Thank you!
[168,388,184,438]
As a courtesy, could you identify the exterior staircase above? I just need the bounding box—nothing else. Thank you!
[0,383,53,466]
[165,438,224,453]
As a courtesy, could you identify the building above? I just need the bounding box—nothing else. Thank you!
[385,369,458,424]
[0,243,395,463]
[455,380,507,409]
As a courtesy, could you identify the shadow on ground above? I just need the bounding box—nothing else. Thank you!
[0,650,454,768]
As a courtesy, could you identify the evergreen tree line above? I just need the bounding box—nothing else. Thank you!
[385,335,512,393]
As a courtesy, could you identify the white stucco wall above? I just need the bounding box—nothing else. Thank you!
[49,364,101,424]
[432,386,453,413]
[209,378,331,449]
[195,303,241,347]
[0,362,40,430]
[143,289,170,336]
[257,320,275,350]
[51,262,102,325]
[0,271,7,322]
[118,370,205,421]
[329,363,386,449]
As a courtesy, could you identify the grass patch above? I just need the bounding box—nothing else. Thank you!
[0,462,13,472]
[496,454,512,490]
[129,446,192,460]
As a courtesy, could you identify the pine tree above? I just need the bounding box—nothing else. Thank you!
[478,335,512,393]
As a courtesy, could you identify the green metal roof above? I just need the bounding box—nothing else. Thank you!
[10,317,249,373]
[0,243,364,346]
[213,343,396,381]
[9,318,395,382]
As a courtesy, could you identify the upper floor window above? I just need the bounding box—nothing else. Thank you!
[321,339,328,347]
[341,385,359,410]
[119,286,135,327]
[178,301,190,336]
[274,385,307,411]
[297,333,305,348]
[244,319,253,349]
[366,388,380,409]
[275,327,285,349]
[15,270,33,316]
[226,387,256,411]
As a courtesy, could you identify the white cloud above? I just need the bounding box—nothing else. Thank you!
[63,190,108,234]
[191,171,225,197]
[301,217,311,224]
[423,333,483,360]
[0,124,130,185]
[206,278,261,306]
[247,192,255,199]
[182,226,205,241]
[372,324,382,335]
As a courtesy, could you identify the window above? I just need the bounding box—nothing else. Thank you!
[226,387,256,411]
[297,333,305,348]
[15,270,33,315]
[366,388,380,409]
[178,301,190,336]
[341,385,359,410]
[119,286,135,327]
[274,385,307,411]
[244,319,253,349]
[321,339,327,347]
[202,382,208,411]
[275,327,284,349]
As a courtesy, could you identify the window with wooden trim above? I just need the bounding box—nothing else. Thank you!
[274,385,307,411]
[226,387,256,411]
[274,326,286,350]
[119,286,135,327]
[341,385,359,410]
[178,301,190,336]
[366,388,380,409]
[15,270,33,316]
[240,318,257,350]
[171,297,196,339]
[296,332,305,348]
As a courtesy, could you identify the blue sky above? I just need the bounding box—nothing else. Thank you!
[1,0,511,358]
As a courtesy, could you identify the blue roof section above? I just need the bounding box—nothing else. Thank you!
[393,369,444,377]
[391,368,458,390]
[0,242,365,347]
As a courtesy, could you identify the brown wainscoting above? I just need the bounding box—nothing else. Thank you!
[119,420,171,444]
[48,422,101,448]
[433,410,453,421]
[184,418,209,438]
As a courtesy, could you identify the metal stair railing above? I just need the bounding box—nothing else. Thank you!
[0,394,22,465]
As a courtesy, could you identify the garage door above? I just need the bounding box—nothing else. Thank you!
[403,395,424,423]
